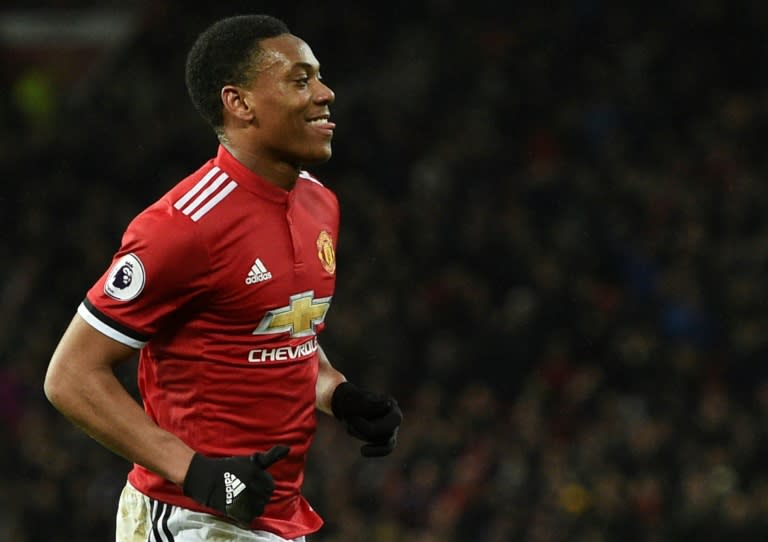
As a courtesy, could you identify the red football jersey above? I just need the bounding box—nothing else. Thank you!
[79,145,339,538]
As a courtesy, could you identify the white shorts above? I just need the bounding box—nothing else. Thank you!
[116,481,307,542]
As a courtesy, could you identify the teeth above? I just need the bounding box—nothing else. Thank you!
[308,118,328,125]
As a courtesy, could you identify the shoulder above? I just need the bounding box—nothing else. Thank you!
[298,169,325,187]
[297,170,339,206]
[129,162,240,234]
[122,162,236,254]
[167,163,240,224]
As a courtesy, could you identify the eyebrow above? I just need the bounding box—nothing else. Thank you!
[291,61,320,73]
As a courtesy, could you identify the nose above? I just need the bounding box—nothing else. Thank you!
[314,80,335,104]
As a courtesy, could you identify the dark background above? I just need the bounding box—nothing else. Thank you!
[3,1,768,540]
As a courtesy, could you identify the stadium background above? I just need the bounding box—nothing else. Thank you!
[3,1,768,540]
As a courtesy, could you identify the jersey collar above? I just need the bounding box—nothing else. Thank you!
[214,145,292,204]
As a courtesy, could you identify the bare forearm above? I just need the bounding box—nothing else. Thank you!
[315,344,346,415]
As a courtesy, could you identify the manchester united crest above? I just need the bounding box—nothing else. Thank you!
[316,230,336,275]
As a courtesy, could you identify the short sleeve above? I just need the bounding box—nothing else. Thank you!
[79,203,209,348]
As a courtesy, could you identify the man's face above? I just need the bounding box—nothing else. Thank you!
[243,34,335,166]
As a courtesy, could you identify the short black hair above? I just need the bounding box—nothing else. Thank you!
[185,14,290,130]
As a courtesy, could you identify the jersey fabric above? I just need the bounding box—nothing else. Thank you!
[78,145,339,539]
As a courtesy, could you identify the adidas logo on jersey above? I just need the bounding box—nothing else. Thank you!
[245,258,272,284]
[224,472,245,505]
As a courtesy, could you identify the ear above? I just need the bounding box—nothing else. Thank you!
[221,85,256,123]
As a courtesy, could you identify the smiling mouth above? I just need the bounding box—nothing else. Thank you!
[307,115,331,126]
[306,115,336,138]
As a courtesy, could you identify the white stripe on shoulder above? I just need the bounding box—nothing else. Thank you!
[174,166,221,210]
[172,165,238,223]
[181,171,230,216]
[299,170,324,186]
[77,303,147,349]
[190,179,238,222]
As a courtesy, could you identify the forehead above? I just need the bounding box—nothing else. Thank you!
[256,34,320,73]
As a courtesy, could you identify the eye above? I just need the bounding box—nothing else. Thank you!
[295,76,310,87]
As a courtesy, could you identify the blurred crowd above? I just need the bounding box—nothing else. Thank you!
[3,1,768,540]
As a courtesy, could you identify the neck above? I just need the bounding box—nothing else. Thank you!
[220,141,299,190]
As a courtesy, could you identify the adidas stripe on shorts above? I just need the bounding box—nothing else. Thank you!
[116,481,307,542]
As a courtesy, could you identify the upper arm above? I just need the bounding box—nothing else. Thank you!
[44,313,136,402]
[44,312,196,485]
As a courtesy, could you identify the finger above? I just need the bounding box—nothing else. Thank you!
[253,445,290,468]
[360,435,397,458]
[364,398,402,423]
[347,408,402,441]
[359,395,395,418]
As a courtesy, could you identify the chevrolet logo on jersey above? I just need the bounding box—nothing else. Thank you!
[252,291,331,338]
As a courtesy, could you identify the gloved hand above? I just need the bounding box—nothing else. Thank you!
[182,445,290,525]
[331,382,402,457]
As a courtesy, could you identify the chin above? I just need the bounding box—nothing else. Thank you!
[302,148,332,165]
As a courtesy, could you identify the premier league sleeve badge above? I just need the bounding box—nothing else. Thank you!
[104,253,146,301]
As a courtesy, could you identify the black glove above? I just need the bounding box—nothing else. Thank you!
[182,445,289,525]
[331,382,402,457]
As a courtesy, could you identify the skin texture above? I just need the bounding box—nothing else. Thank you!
[44,32,346,487]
